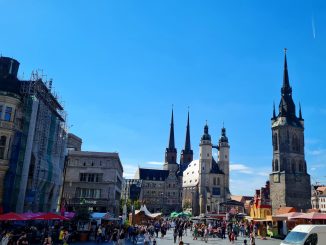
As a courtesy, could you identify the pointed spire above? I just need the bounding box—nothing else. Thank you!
[201,122,211,141]
[299,102,303,119]
[184,110,191,151]
[219,123,229,143]
[282,48,292,95]
[273,102,276,119]
[168,107,175,149]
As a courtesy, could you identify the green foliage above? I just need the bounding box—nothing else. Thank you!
[183,200,191,210]
[120,199,141,214]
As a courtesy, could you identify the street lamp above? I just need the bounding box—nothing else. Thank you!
[160,192,164,213]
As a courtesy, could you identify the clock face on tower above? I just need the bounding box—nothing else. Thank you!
[273,173,280,183]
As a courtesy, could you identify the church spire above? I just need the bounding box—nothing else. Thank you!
[184,110,191,151]
[164,107,177,170]
[278,49,296,118]
[168,108,175,149]
[299,102,303,120]
[180,109,193,166]
[272,102,276,119]
[282,48,292,96]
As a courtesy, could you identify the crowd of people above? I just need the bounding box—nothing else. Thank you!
[0,217,260,245]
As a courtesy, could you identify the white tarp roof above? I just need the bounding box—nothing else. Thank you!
[134,205,162,218]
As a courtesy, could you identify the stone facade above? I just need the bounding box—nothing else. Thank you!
[133,110,230,215]
[0,57,23,213]
[269,51,311,214]
[62,135,123,216]
[182,125,230,216]
[0,56,67,213]
[67,133,82,151]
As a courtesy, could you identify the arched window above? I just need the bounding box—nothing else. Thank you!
[298,162,303,172]
[0,136,7,159]
[291,160,296,173]
[273,133,278,151]
[274,159,279,171]
[292,134,300,152]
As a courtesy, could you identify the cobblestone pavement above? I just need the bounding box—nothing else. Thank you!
[75,230,282,245]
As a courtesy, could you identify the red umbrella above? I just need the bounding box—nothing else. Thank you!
[0,212,28,221]
[33,212,69,220]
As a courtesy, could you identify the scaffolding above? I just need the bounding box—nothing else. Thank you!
[14,71,68,212]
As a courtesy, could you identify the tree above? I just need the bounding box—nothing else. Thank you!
[183,200,191,210]
[120,199,141,214]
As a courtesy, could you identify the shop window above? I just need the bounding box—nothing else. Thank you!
[4,107,13,121]
[0,136,6,159]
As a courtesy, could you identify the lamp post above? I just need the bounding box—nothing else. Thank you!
[160,192,164,214]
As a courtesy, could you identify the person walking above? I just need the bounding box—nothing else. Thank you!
[173,228,178,243]
[250,233,255,245]
[118,230,125,245]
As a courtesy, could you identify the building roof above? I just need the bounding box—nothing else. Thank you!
[231,195,244,203]
[275,207,297,215]
[211,157,225,174]
[182,160,200,187]
[317,186,326,194]
[137,168,169,181]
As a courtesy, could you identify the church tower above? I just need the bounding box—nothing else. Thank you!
[269,50,311,213]
[199,123,212,214]
[163,109,178,172]
[218,126,230,198]
[180,111,193,169]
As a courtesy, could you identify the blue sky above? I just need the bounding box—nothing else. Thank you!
[1,0,326,195]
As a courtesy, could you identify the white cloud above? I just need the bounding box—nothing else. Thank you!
[311,167,316,171]
[123,164,138,179]
[307,149,326,156]
[257,171,269,177]
[230,164,253,174]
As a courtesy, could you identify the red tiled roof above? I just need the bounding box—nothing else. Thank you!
[275,207,297,215]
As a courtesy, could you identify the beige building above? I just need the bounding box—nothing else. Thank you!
[62,133,123,216]
[0,57,23,213]
[182,125,230,215]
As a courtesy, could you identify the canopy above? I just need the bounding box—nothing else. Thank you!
[177,211,192,217]
[33,213,69,220]
[0,212,27,221]
[135,205,161,218]
[273,212,303,221]
[291,212,326,220]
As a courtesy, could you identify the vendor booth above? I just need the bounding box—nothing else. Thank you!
[129,205,161,224]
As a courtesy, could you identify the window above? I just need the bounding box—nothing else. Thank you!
[80,173,87,182]
[213,178,217,186]
[0,105,2,119]
[0,136,6,159]
[273,133,278,151]
[4,107,13,121]
[274,159,279,172]
[75,188,101,198]
[88,174,95,182]
[217,177,220,185]
[304,233,318,245]
[292,160,296,173]
[212,187,220,196]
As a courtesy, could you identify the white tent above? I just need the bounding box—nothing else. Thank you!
[135,205,162,218]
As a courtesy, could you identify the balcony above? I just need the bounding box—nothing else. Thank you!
[0,120,21,131]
